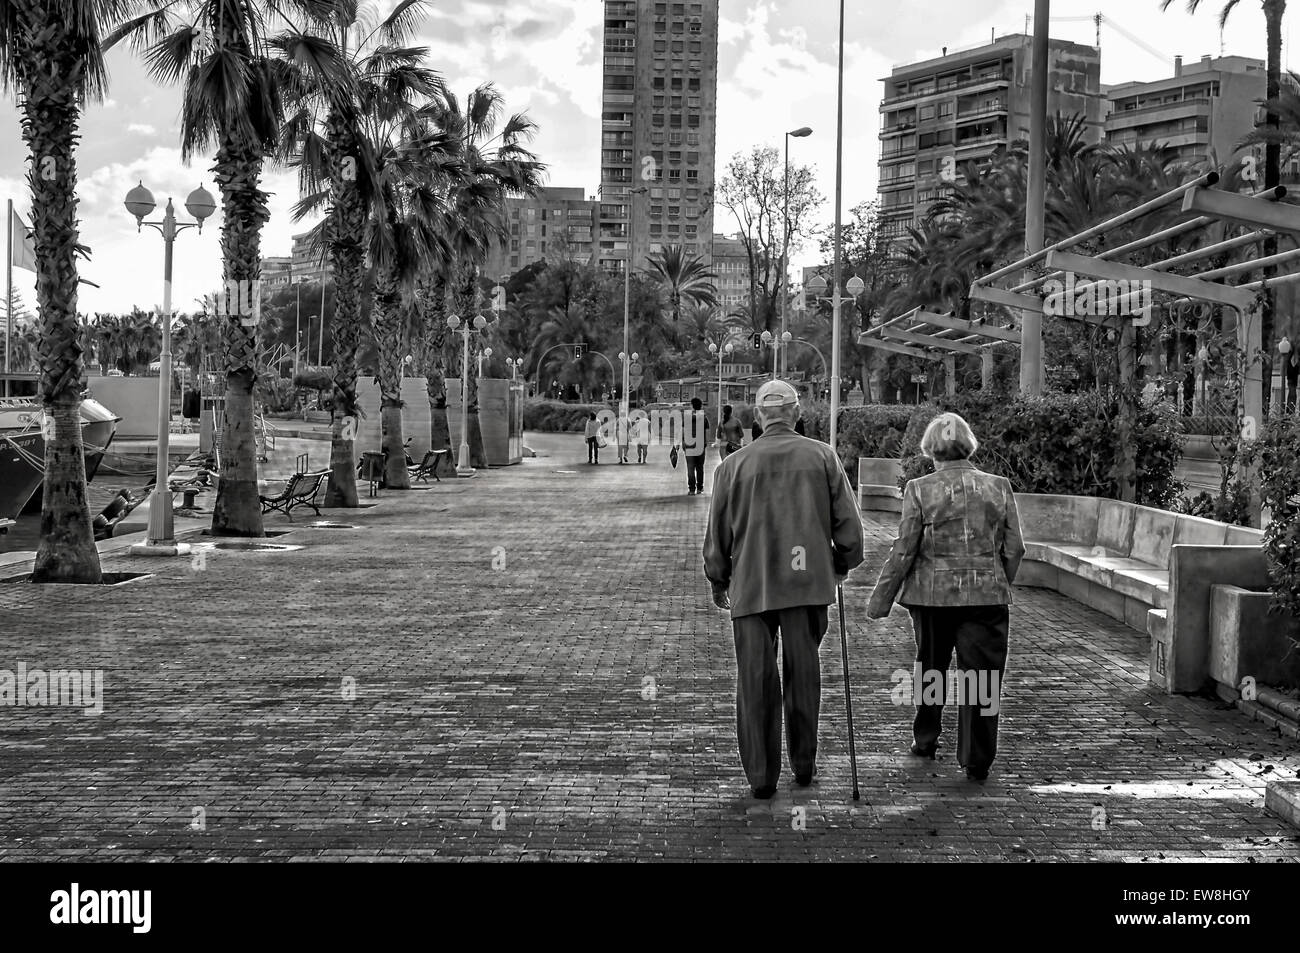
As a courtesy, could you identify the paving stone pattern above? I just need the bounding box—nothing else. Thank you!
[0,433,1297,861]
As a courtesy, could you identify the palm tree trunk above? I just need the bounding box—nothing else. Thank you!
[324,123,365,508]
[1262,1,1285,415]
[372,270,410,489]
[209,138,268,537]
[422,274,451,451]
[22,19,102,583]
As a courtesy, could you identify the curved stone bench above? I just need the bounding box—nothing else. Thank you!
[1014,493,1269,693]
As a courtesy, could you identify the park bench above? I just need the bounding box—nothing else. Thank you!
[259,470,330,519]
[857,457,903,513]
[92,488,149,541]
[409,448,452,483]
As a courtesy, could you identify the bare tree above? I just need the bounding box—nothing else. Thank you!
[717,145,824,334]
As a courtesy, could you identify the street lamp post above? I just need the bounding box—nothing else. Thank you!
[781,126,813,378]
[760,330,791,380]
[622,186,649,418]
[123,180,216,556]
[447,312,488,476]
[505,357,524,382]
[708,339,735,416]
[618,350,640,409]
[807,272,865,408]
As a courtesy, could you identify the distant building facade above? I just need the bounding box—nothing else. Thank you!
[711,233,751,312]
[482,187,599,279]
[598,0,721,275]
[1104,55,1272,168]
[878,34,1104,240]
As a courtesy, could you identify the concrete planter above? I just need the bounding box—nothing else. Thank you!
[1209,585,1300,691]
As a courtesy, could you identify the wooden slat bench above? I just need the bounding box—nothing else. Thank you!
[259,470,330,519]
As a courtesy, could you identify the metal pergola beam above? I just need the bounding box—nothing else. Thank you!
[911,309,1023,344]
[856,335,942,361]
[881,326,985,355]
[969,283,1119,328]
[1044,250,1255,310]
[1181,186,1300,234]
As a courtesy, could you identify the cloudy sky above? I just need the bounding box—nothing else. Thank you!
[0,0,1285,315]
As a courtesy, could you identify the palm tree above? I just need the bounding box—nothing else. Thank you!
[280,0,433,505]
[427,83,543,466]
[109,0,334,537]
[645,245,718,322]
[0,0,146,582]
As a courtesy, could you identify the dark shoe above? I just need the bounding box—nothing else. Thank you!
[752,785,777,799]
[794,771,814,787]
[910,742,936,759]
[965,766,989,782]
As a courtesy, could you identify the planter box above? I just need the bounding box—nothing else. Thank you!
[1209,584,1300,691]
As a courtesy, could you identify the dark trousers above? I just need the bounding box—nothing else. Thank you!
[685,453,705,492]
[732,605,828,791]
[586,436,598,463]
[909,604,1009,771]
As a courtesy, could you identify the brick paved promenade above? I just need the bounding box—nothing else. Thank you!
[0,432,1297,861]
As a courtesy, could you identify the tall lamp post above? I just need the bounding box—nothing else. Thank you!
[622,186,649,419]
[807,272,864,415]
[123,180,216,556]
[781,126,813,377]
[708,339,734,415]
[760,329,791,380]
[505,356,524,382]
[618,350,640,407]
[447,312,487,476]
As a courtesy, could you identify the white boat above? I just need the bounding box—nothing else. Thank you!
[0,394,121,522]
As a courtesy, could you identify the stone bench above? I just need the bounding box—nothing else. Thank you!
[858,457,903,513]
[1013,493,1272,693]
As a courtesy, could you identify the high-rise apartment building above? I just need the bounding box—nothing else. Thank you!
[482,187,599,278]
[878,35,1104,240]
[1104,55,1267,165]
[598,0,720,275]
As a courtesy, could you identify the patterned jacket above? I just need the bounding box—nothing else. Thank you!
[866,459,1025,616]
[703,420,864,618]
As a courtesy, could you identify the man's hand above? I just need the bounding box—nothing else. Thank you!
[711,583,731,610]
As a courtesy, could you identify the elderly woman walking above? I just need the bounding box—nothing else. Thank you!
[866,412,1025,782]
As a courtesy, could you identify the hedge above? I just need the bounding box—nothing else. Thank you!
[803,403,912,486]
[889,391,1183,507]
[524,399,608,432]
[1254,415,1300,624]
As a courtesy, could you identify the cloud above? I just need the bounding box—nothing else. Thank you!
[126,123,156,136]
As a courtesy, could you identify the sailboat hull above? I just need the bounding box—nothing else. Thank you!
[1,398,121,520]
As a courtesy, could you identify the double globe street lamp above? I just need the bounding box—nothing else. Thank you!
[123,180,217,556]
[447,313,488,476]
[708,339,734,415]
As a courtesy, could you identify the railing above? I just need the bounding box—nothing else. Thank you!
[883,72,1012,106]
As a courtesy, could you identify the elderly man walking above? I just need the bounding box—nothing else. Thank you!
[703,380,864,799]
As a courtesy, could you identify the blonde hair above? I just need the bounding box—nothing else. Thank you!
[920,412,978,461]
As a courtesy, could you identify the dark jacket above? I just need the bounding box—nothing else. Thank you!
[867,459,1025,616]
[704,420,864,618]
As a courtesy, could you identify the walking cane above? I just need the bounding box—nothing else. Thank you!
[836,584,860,801]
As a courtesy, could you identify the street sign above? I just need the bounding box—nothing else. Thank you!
[910,373,927,383]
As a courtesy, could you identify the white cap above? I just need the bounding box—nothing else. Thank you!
[755,379,800,407]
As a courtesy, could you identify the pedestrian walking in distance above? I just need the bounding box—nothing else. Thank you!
[866,412,1025,783]
[634,412,651,464]
[703,379,864,800]
[584,411,600,465]
[617,410,631,464]
[678,397,711,494]
[718,404,745,461]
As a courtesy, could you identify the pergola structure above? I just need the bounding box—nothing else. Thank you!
[857,307,1022,395]
[961,171,1300,438]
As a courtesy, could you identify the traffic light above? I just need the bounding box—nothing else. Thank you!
[750,331,763,349]
[574,344,585,360]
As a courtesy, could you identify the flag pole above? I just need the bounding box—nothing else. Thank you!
[5,198,13,399]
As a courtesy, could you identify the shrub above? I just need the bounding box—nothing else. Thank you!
[255,375,298,414]
[1255,416,1300,623]
[891,390,1183,506]
[524,398,608,432]
[803,403,912,486]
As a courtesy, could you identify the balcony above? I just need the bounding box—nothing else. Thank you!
[956,101,1007,122]
[883,72,1011,107]
[1107,98,1211,132]
[955,132,1005,152]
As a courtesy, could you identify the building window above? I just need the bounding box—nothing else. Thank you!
[650,204,664,216]
[652,131,666,144]
[686,169,698,182]
[938,101,953,118]
[653,95,665,107]
[651,187,664,198]
[669,150,682,162]
[653,77,665,89]
[688,78,700,90]
[686,132,699,145]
